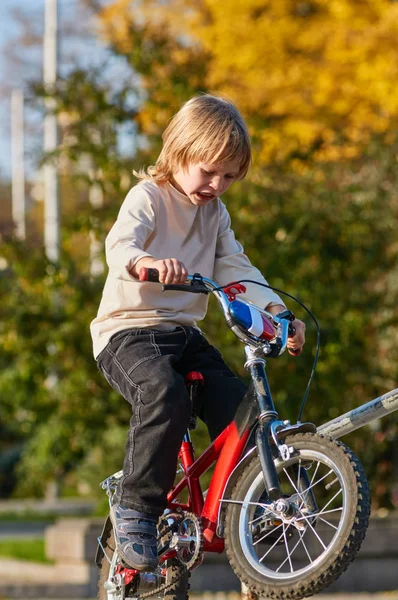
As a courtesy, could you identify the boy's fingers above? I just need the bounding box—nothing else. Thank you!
[171,259,182,283]
[165,264,175,284]
[289,347,303,356]
[158,260,171,283]
[179,263,188,283]
[155,258,187,284]
[170,259,187,283]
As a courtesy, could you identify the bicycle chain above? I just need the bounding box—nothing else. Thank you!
[135,565,188,600]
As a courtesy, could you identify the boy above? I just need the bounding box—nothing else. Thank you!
[91,94,305,571]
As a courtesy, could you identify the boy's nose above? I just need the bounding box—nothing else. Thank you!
[210,176,222,192]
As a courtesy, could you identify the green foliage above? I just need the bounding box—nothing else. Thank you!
[1,3,397,513]
[201,141,398,509]
[0,236,129,499]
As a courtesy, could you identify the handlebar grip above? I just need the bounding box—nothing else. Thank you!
[287,324,302,356]
[139,267,160,282]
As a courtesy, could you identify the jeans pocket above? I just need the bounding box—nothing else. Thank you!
[116,331,161,376]
[97,359,124,395]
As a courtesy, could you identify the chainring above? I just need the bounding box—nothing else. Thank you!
[157,510,184,556]
[173,512,203,570]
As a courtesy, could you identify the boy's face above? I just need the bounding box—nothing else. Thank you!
[172,158,241,206]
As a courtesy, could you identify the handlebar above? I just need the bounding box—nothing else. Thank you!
[139,267,300,358]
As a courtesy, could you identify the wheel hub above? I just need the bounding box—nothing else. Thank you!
[273,498,299,517]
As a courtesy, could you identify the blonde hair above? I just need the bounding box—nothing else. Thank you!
[135,94,251,183]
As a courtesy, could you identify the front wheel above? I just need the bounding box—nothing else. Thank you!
[224,433,370,600]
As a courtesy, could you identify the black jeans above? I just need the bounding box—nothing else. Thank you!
[97,326,247,516]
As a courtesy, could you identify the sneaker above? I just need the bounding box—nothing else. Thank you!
[110,504,158,571]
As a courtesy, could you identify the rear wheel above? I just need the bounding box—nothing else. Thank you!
[97,521,190,600]
[224,433,370,600]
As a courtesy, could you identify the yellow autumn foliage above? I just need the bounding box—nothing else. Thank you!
[98,0,398,164]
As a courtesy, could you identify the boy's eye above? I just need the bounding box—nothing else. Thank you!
[201,169,213,175]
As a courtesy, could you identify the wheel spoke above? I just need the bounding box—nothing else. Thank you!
[259,529,286,562]
[248,505,273,526]
[284,467,300,495]
[302,515,327,551]
[285,464,335,503]
[282,522,294,573]
[296,506,343,522]
[249,513,266,525]
[296,458,315,511]
[318,516,338,530]
[295,489,343,543]
[310,488,343,525]
[296,457,302,492]
[297,527,313,563]
[283,466,312,511]
[283,466,309,514]
[276,527,313,572]
[253,521,284,546]
[225,499,273,511]
[310,460,320,487]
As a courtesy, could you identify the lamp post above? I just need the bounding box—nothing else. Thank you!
[11,89,25,240]
[43,0,60,262]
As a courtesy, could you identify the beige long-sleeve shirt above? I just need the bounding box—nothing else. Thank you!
[90,180,283,358]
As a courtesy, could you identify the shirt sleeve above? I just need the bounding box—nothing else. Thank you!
[105,185,156,280]
[213,201,284,309]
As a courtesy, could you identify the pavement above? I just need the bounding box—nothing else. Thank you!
[36,594,397,600]
[0,521,49,539]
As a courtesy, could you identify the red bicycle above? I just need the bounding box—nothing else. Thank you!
[96,270,370,600]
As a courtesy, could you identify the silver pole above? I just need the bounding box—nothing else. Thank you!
[43,0,59,262]
[11,89,26,240]
[317,387,398,439]
[89,171,104,277]
[43,0,60,499]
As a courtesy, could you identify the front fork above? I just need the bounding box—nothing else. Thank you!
[245,346,317,508]
[245,346,284,500]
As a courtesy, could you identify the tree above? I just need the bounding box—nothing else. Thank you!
[1,0,396,510]
[98,0,398,165]
[92,0,398,508]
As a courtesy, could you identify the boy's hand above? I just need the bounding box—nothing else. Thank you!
[132,257,188,284]
[266,303,306,356]
[287,318,306,355]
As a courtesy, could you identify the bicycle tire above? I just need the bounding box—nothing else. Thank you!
[224,433,370,600]
[97,522,190,600]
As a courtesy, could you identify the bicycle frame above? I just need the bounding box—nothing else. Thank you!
[166,343,315,555]
[168,417,251,552]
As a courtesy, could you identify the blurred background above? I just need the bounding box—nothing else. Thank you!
[0,0,397,597]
